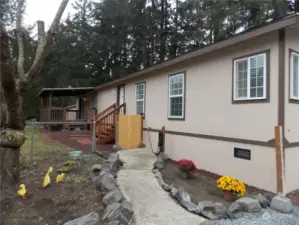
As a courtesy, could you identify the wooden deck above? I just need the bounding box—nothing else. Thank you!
[40,129,113,152]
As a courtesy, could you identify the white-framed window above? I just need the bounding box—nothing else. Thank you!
[233,53,267,101]
[290,51,299,100]
[168,73,185,119]
[135,82,145,115]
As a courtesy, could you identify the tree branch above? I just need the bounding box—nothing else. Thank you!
[25,0,69,84]
[16,0,26,83]
[37,20,45,41]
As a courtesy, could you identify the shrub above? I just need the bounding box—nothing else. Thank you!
[177,159,197,176]
[217,176,246,197]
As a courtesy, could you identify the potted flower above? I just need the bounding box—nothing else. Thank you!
[177,159,197,179]
[217,175,246,201]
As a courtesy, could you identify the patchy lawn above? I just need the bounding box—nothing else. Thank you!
[161,162,264,207]
[1,126,104,225]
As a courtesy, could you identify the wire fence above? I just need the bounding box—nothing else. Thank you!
[24,120,97,164]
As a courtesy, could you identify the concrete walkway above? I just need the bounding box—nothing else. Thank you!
[117,148,206,225]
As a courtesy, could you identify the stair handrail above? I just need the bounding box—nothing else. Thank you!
[95,103,126,124]
[88,103,117,121]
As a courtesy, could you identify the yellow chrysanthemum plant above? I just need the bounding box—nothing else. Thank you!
[217,175,246,197]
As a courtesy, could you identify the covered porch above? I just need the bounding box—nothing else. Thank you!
[37,87,96,123]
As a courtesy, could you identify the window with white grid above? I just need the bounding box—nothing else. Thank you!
[168,73,184,118]
[290,52,299,100]
[233,53,267,101]
[135,83,145,115]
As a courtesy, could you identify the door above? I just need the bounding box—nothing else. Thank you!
[118,85,125,105]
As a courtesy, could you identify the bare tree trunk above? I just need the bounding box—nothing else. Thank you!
[0,0,69,186]
[0,26,26,185]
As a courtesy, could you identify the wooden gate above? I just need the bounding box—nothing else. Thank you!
[118,115,143,149]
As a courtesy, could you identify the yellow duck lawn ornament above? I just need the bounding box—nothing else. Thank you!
[42,167,53,188]
[56,173,65,184]
[18,184,27,199]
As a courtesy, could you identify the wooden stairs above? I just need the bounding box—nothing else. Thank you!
[88,103,126,144]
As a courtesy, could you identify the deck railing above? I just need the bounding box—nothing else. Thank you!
[40,107,87,121]
[40,107,66,121]
[96,103,126,139]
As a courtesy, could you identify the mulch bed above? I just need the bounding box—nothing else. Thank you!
[40,129,113,153]
[1,154,105,225]
[161,161,299,207]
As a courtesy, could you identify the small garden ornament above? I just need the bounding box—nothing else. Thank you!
[217,176,246,201]
[177,159,197,179]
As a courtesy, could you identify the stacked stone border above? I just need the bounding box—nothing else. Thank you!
[153,153,297,221]
[92,151,135,225]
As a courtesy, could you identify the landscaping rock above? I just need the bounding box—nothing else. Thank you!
[102,202,121,221]
[102,201,134,224]
[161,182,170,192]
[63,212,99,225]
[175,187,191,202]
[139,143,146,148]
[263,192,276,202]
[198,201,227,220]
[214,202,228,219]
[92,164,103,172]
[254,193,270,208]
[180,200,201,214]
[154,171,170,191]
[153,157,166,170]
[103,187,123,206]
[198,201,215,212]
[116,200,134,224]
[227,202,244,219]
[153,153,168,170]
[92,175,101,184]
[270,195,293,214]
[108,221,120,225]
[236,197,262,213]
[97,151,110,159]
[170,186,178,198]
[112,144,121,151]
[97,172,117,195]
[152,169,159,174]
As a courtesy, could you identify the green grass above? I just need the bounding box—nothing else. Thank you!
[21,125,68,163]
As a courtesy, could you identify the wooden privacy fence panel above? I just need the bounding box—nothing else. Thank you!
[118,115,143,149]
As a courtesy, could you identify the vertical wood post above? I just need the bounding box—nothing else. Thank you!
[48,93,52,121]
[274,125,285,195]
[141,115,144,142]
[162,126,166,152]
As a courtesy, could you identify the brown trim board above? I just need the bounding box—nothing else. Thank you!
[288,48,299,104]
[168,71,186,121]
[278,28,286,128]
[232,49,270,104]
[143,127,274,147]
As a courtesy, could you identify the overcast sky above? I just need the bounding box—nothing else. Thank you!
[24,0,75,28]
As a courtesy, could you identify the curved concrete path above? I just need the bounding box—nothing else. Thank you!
[117,148,206,225]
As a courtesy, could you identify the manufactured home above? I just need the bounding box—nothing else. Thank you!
[39,15,299,195]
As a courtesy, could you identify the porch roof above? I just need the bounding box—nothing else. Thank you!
[37,87,94,98]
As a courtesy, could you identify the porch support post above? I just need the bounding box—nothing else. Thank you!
[91,119,96,153]
[48,93,52,121]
